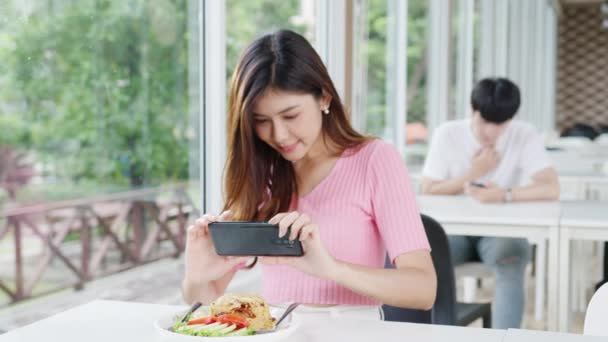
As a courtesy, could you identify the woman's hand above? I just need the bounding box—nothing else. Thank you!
[259,211,339,279]
[184,211,248,285]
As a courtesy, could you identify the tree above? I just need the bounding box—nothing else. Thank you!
[365,0,428,137]
[0,0,428,194]
[226,0,308,79]
[1,0,191,187]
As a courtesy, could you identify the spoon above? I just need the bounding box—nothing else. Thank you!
[256,302,300,334]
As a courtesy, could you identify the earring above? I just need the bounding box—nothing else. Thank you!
[323,108,330,115]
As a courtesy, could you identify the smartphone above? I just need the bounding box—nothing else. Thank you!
[470,181,486,188]
[208,222,304,257]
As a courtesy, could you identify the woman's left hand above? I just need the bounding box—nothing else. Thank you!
[259,211,339,279]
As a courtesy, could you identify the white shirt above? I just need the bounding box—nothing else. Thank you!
[422,119,552,188]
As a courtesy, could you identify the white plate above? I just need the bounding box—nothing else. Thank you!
[154,306,300,342]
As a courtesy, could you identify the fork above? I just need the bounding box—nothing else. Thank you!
[169,301,202,331]
[256,302,300,334]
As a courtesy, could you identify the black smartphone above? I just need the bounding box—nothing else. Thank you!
[470,181,486,188]
[208,222,304,257]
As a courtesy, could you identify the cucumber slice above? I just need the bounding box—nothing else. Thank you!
[194,323,229,336]
[189,322,221,330]
[208,324,238,337]
[226,328,256,336]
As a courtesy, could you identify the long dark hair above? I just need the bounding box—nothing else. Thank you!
[223,30,368,221]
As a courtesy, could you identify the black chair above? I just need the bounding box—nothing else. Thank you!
[561,123,598,140]
[382,214,492,328]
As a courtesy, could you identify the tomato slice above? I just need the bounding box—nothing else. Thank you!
[216,314,249,329]
[187,316,217,325]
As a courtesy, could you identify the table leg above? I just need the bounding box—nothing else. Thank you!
[547,225,560,331]
[558,227,571,332]
[534,238,547,321]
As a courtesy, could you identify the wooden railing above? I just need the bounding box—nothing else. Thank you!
[0,184,199,306]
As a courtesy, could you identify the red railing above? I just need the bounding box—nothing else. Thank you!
[0,184,199,306]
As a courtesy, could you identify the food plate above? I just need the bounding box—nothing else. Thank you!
[154,306,300,342]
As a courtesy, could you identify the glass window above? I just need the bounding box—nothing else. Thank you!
[0,0,199,309]
[406,0,429,128]
[226,0,315,82]
[404,0,429,166]
[356,0,429,163]
[360,0,388,139]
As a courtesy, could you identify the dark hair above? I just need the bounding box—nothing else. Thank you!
[223,30,368,221]
[471,77,521,124]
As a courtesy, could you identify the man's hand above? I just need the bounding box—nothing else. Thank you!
[469,147,500,180]
[464,182,506,203]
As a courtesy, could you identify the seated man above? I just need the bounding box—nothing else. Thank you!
[420,77,560,329]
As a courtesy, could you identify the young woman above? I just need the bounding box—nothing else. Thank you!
[182,30,436,320]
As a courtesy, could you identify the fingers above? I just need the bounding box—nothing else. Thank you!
[273,211,300,238]
[289,214,311,240]
[195,214,216,226]
[188,214,212,238]
[298,224,318,241]
[486,181,499,188]
[188,212,222,238]
[466,184,483,198]
[218,210,232,221]
[481,148,496,161]
[492,151,500,164]
[269,211,316,240]
[268,212,289,225]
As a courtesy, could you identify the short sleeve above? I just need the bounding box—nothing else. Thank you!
[422,126,449,180]
[368,141,431,263]
[518,130,553,182]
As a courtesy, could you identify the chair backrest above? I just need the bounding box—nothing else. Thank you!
[561,123,599,140]
[421,214,458,325]
[584,283,608,336]
[382,214,457,325]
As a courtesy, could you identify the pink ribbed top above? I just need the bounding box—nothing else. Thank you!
[261,139,430,306]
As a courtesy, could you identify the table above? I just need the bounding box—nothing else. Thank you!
[558,171,608,200]
[549,150,608,199]
[558,201,608,332]
[504,328,606,341]
[416,195,562,331]
[0,300,507,342]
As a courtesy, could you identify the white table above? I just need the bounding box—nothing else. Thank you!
[559,171,608,200]
[550,149,608,200]
[0,300,508,342]
[504,328,607,342]
[558,201,608,332]
[416,195,562,331]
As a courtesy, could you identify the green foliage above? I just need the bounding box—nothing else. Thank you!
[365,0,428,137]
[225,0,307,80]
[1,0,190,187]
[0,0,428,194]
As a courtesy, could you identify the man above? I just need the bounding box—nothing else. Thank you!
[420,77,560,329]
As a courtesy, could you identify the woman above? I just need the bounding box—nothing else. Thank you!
[182,30,436,320]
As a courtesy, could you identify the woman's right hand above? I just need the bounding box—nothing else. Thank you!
[184,210,248,285]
